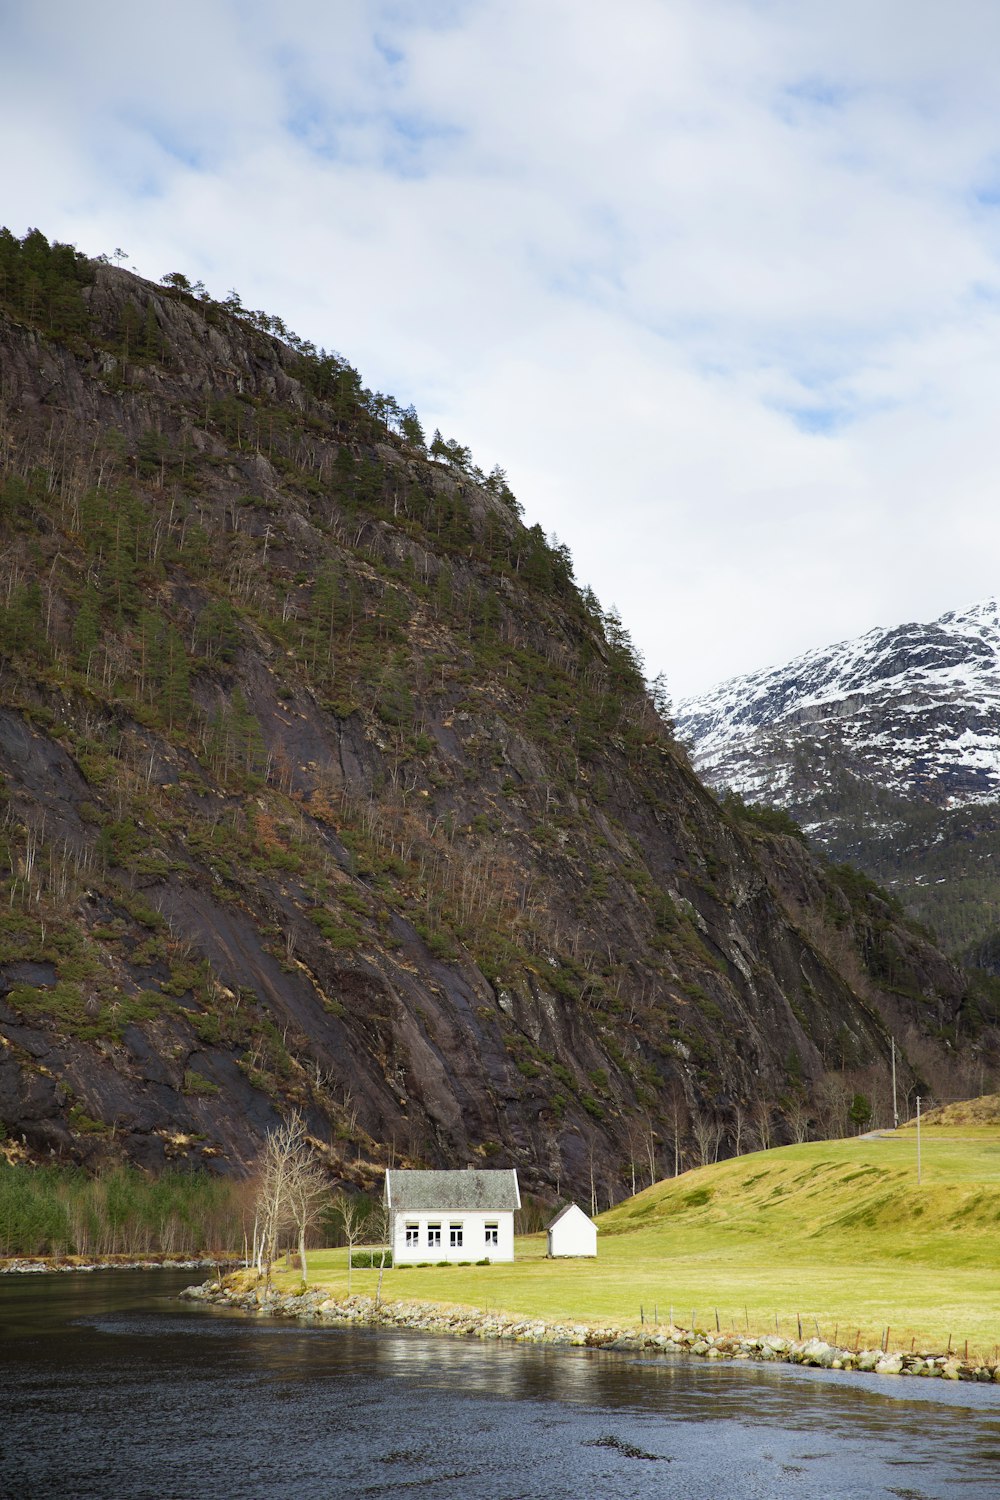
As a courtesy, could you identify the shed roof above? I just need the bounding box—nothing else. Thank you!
[546,1202,597,1231]
[385,1168,520,1213]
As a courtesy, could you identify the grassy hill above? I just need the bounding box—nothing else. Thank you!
[300,1128,1000,1358]
[907,1093,1000,1128]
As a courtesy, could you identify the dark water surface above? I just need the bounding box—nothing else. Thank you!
[2,1272,999,1499]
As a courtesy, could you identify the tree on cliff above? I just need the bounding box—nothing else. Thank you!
[399,404,425,450]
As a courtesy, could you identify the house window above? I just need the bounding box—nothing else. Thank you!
[405,1223,419,1249]
[427,1223,441,1249]
[485,1222,499,1247]
[449,1223,463,1249]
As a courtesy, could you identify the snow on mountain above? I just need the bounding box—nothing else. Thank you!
[677,597,1000,808]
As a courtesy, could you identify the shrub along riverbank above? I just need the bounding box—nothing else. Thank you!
[0,1163,248,1257]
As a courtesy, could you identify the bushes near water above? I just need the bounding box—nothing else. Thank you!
[0,1163,248,1257]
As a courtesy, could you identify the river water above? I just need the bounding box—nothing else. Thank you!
[2,1270,999,1499]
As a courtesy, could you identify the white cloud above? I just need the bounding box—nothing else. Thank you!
[4,1,1000,694]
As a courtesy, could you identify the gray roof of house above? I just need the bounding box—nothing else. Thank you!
[546,1202,597,1231]
[385,1168,520,1213]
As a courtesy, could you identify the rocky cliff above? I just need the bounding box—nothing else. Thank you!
[0,230,979,1196]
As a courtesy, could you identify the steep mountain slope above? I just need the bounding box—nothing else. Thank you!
[0,230,980,1197]
[677,599,1000,959]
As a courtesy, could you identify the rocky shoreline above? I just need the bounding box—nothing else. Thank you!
[1,1256,233,1275]
[181,1281,1000,1384]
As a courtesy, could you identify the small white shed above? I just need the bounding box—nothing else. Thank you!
[546,1202,597,1258]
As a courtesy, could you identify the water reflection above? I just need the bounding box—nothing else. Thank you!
[1,1273,999,1499]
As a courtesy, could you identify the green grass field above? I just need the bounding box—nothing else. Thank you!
[290,1127,1000,1361]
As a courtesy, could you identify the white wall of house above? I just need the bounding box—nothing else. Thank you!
[392,1209,515,1264]
[547,1204,597,1257]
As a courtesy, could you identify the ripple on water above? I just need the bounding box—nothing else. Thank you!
[1,1273,999,1499]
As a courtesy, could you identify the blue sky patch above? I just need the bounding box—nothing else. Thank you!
[786,403,843,434]
[784,75,856,111]
[117,110,206,174]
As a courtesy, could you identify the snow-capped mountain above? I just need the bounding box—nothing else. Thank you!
[678,598,1000,809]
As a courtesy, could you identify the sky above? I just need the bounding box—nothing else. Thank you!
[4,2,1000,700]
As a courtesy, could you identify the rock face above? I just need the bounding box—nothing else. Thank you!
[678,601,1000,963]
[0,234,976,1196]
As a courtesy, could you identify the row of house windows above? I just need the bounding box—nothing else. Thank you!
[404,1222,500,1249]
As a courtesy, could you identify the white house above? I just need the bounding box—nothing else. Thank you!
[385,1168,520,1264]
[546,1202,598,1258]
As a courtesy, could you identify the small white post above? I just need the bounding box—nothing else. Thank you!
[891,1038,898,1130]
[916,1095,922,1186]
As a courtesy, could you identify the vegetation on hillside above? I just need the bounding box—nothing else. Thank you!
[0,227,987,1200]
[0,230,650,986]
[0,227,95,344]
[721,790,807,843]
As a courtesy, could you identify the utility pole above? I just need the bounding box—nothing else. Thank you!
[916,1095,922,1186]
[891,1038,898,1130]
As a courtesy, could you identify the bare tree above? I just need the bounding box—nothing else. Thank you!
[333,1193,370,1295]
[253,1114,327,1285]
[814,1073,852,1140]
[751,1096,775,1151]
[691,1110,723,1167]
[285,1134,328,1285]
[587,1138,599,1217]
[867,1072,896,1132]
[370,1201,391,1308]
[731,1102,753,1156]
[784,1095,813,1145]
[624,1124,643,1197]
[644,1119,659,1188]
[254,1130,291,1282]
[662,1085,688,1178]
